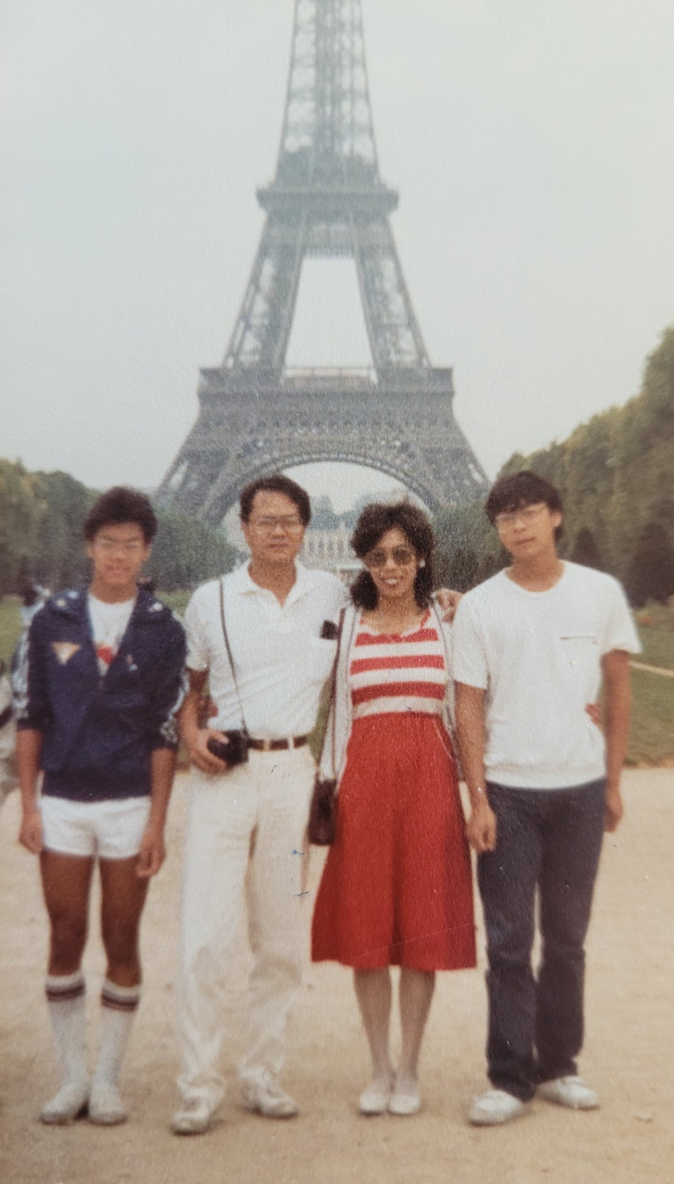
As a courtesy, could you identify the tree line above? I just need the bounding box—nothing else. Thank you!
[434,323,674,606]
[0,463,237,596]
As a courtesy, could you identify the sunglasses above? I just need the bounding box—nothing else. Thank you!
[363,546,417,569]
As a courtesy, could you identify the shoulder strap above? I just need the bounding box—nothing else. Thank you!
[317,607,346,779]
[219,577,248,734]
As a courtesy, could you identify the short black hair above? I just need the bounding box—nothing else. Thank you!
[350,502,435,609]
[239,473,311,525]
[83,487,158,543]
[486,470,564,541]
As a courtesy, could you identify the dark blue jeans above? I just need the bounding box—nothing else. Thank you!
[478,780,606,1102]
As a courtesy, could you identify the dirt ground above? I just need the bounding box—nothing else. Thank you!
[1,769,673,1184]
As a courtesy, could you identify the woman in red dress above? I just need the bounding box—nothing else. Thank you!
[312,503,476,1116]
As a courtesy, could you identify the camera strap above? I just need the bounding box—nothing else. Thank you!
[317,606,348,779]
[218,578,249,737]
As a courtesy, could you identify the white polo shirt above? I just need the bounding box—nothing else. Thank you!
[452,561,641,789]
[184,562,348,739]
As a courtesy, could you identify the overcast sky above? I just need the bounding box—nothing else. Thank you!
[3,1,674,513]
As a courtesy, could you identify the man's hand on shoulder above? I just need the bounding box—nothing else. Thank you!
[434,588,463,623]
[183,726,232,775]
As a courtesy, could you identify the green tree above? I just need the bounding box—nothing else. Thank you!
[624,522,674,607]
[570,527,604,571]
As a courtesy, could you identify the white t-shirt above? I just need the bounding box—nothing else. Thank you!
[452,561,641,789]
[184,562,348,739]
[88,594,136,676]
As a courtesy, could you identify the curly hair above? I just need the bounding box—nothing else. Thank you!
[349,502,435,609]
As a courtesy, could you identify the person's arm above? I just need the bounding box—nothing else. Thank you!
[601,648,631,832]
[17,728,43,854]
[136,747,176,878]
[179,668,233,774]
[454,682,497,853]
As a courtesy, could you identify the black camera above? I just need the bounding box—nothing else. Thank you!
[207,730,249,767]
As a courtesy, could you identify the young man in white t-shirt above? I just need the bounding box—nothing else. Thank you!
[452,470,640,1126]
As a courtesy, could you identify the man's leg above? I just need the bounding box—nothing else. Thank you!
[536,780,605,1085]
[477,785,543,1103]
[239,746,314,1112]
[175,766,256,1120]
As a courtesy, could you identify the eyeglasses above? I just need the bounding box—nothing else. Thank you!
[494,504,547,531]
[249,516,304,534]
[363,546,417,569]
[94,538,146,554]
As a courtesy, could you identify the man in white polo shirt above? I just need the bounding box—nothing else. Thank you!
[452,471,640,1127]
[172,474,347,1135]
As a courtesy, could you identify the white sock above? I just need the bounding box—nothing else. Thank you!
[45,972,88,1087]
[93,980,141,1088]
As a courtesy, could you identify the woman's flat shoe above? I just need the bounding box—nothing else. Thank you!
[388,1083,421,1116]
[359,1081,391,1115]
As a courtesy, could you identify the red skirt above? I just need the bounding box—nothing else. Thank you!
[311,714,476,972]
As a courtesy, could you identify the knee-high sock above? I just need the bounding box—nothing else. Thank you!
[93,980,141,1088]
[45,972,87,1087]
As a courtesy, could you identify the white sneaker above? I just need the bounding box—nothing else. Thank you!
[242,1077,298,1119]
[171,1098,215,1135]
[359,1080,391,1116]
[40,1081,89,1125]
[538,1076,599,1110]
[469,1088,532,1126]
[88,1083,128,1125]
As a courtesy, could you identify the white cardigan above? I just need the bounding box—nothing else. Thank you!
[319,601,456,785]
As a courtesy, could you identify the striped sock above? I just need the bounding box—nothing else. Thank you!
[45,972,87,1087]
[93,980,141,1088]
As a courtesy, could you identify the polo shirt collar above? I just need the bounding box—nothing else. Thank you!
[231,559,313,603]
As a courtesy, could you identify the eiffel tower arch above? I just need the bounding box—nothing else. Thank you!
[158,0,488,522]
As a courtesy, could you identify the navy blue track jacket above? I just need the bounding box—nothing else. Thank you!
[16,586,186,801]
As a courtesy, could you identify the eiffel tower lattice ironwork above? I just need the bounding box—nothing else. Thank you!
[158,0,488,520]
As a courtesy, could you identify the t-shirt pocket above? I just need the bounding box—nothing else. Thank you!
[558,633,600,693]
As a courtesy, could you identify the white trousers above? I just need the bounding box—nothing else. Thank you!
[176,745,315,1108]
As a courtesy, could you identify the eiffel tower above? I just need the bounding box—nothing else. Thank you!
[158,0,488,520]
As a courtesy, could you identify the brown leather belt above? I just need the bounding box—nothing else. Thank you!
[248,734,310,752]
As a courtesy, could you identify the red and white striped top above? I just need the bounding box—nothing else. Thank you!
[349,611,447,720]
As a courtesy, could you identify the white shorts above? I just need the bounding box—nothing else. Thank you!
[40,795,151,860]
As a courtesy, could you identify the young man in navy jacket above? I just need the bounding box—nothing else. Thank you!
[16,487,185,1126]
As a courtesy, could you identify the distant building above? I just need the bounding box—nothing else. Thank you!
[301,498,360,581]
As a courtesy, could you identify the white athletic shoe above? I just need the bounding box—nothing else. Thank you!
[469,1088,532,1126]
[171,1098,215,1136]
[40,1081,89,1125]
[242,1077,298,1119]
[88,1083,128,1125]
[538,1076,599,1110]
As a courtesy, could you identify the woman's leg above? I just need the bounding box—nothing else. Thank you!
[90,857,149,1123]
[353,968,394,1110]
[395,968,435,1101]
[40,850,94,1121]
